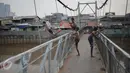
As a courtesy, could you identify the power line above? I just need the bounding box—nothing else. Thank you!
[57,0,108,11]
[57,0,78,11]
[97,0,108,10]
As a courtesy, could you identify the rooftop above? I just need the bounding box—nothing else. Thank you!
[13,16,41,20]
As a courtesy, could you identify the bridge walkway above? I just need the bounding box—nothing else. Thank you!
[59,34,105,73]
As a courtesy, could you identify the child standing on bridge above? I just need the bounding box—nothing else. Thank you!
[88,30,96,57]
[70,17,78,30]
[70,17,80,56]
[72,27,80,56]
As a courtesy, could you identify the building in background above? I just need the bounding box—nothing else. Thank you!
[45,13,68,24]
[5,4,11,17]
[0,3,15,17]
[13,16,41,25]
[10,12,16,17]
[0,3,5,17]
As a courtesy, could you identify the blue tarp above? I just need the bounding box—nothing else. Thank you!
[16,25,29,29]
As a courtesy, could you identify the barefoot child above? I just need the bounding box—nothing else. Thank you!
[72,28,80,56]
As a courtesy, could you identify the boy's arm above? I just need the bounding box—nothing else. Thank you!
[94,32,99,39]
[77,31,79,35]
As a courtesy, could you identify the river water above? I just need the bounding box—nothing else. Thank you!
[109,37,130,54]
[0,43,39,62]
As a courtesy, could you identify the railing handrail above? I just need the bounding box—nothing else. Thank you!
[0,32,70,65]
[100,33,130,59]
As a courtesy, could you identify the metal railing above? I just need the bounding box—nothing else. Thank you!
[0,32,75,73]
[95,33,130,73]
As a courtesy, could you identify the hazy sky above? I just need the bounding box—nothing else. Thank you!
[0,0,130,18]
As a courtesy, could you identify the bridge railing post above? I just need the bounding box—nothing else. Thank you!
[40,42,52,73]
[0,33,76,73]
[20,53,31,73]
[53,37,63,73]
[48,42,52,73]
[61,35,68,60]
[96,33,130,73]
[124,57,130,73]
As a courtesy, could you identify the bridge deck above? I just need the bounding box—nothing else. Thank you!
[59,34,105,73]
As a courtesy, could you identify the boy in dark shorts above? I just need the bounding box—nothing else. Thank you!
[88,31,97,57]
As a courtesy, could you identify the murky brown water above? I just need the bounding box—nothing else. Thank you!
[0,44,39,62]
[0,39,62,63]
[109,37,130,54]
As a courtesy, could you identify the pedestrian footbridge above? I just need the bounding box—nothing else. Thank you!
[0,29,130,73]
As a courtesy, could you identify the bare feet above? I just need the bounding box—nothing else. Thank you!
[91,55,94,58]
[77,54,80,56]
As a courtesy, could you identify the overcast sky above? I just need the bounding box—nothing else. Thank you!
[0,0,130,18]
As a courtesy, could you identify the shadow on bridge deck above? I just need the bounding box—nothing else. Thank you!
[59,34,105,73]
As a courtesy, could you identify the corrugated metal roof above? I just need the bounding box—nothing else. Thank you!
[13,16,40,20]
[0,17,13,20]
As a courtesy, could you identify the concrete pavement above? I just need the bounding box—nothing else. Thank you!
[59,34,105,73]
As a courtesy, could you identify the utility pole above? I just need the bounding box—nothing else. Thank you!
[125,0,128,15]
[95,1,98,26]
[55,0,59,13]
[78,2,81,28]
[65,7,68,15]
[103,6,105,16]
[33,0,41,44]
[34,0,38,16]
[109,0,112,13]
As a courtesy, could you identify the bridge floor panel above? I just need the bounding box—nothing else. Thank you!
[59,34,105,73]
